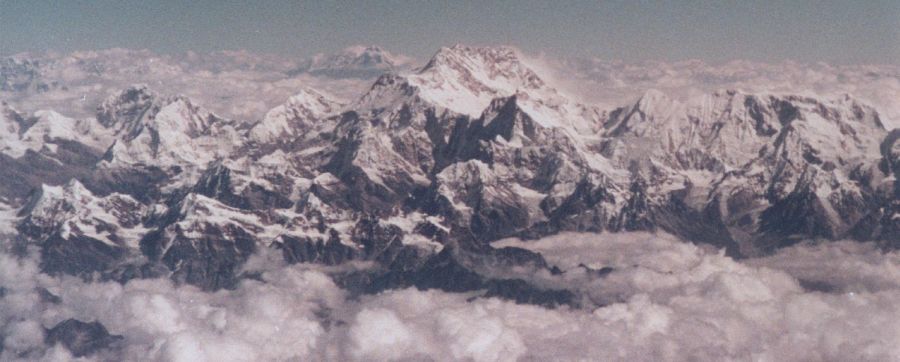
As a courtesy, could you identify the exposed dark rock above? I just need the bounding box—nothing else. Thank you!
[160,224,257,291]
[45,319,123,358]
[577,264,615,278]
[277,233,357,265]
[798,279,840,293]
[0,146,100,204]
[84,166,170,203]
[342,245,578,308]
[193,165,293,210]
[38,234,128,278]
[37,287,62,304]
[482,278,576,308]
[7,48,895,298]
[100,262,171,285]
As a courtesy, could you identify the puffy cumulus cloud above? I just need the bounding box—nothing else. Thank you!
[0,244,343,361]
[339,277,900,361]
[343,291,527,361]
[746,241,900,293]
[348,308,418,359]
[4,230,900,361]
[491,232,900,361]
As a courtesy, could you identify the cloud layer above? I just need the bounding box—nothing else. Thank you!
[4,229,900,361]
[526,56,900,129]
[3,49,372,121]
[5,49,900,129]
[3,47,899,361]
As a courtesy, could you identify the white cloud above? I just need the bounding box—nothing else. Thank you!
[348,308,421,359]
[4,231,900,361]
[8,49,899,130]
[523,53,900,129]
[2,49,373,122]
[4,47,900,361]
[746,241,900,293]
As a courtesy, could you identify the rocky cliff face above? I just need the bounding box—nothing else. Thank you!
[4,45,896,305]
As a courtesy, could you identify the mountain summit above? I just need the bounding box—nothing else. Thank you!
[298,45,415,78]
[2,44,897,302]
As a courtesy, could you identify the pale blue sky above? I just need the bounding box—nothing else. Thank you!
[1,0,898,64]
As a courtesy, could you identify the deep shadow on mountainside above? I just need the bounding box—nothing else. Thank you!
[2,46,898,344]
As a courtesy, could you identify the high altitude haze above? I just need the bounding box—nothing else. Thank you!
[2,43,900,361]
[2,2,900,360]
[1,0,899,64]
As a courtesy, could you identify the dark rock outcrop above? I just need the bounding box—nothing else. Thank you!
[45,319,123,358]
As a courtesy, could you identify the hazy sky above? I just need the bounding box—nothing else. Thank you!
[2,0,898,64]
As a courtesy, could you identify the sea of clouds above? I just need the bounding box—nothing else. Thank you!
[3,229,900,361]
[3,48,899,361]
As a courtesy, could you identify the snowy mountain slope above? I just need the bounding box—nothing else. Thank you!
[539,56,900,130]
[248,87,344,144]
[1,105,111,158]
[102,95,240,168]
[595,89,890,255]
[601,90,885,172]
[355,44,600,130]
[3,44,897,299]
[297,45,415,78]
[16,180,149,276]
[0,47,388,121]
[0,103,111,202]
[328,45,618,217]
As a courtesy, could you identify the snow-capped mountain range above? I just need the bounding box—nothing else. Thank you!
[294,45,415,78]
[2,44,898,307]
[0,45,409,122]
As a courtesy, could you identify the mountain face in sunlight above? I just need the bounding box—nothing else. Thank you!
[1,44,898,361]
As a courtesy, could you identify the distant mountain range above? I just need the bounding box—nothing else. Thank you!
[2,44,898,312]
